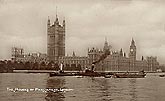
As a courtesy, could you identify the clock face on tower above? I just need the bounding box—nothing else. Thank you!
[130,49,133,52]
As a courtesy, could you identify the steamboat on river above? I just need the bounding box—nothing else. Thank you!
[49,70,146,78]
[49,63,146,78]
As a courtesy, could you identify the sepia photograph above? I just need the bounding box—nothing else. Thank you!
[0,0,165,101]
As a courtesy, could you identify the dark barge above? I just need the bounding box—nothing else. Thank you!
[114,73,146,78]
[159,74,165,77]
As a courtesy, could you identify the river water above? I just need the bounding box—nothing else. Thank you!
[0,73,165,101]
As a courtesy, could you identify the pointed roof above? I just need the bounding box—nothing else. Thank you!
[72,51,76,57]
[105,37,108,44]
[104,37,108,50]
[56,6,58,19]
[55,6,59,24]
[63,17,65,27]
[124,52,126,57]
[142,56,144,61]
[131,37,135,46]
[47,16,50,25]
[120,48,123,52]
[55,14,59,22]
[120,48,123,56]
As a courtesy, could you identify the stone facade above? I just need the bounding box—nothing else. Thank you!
[89,39,159,72]
[47,15,65,62]
[88,47,104,65]
[22,53,47,63]
[59,52,88,70]
[11,47,47,63]
[146,56,159,71]
[11,47,24,61]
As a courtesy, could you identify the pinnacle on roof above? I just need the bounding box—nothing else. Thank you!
[131,37,135,46]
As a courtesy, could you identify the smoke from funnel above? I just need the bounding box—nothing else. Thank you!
[92,49,110,64]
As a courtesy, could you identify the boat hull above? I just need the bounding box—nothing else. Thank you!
[115,73,146,78]
[49,72,76,77]
[159,75,165,77]
[49,72,106,77]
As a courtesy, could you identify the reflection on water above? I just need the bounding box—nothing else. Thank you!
[0,73,165,101]
[45,77,65,101]
[128,79,137,101]
[88,78,112,100]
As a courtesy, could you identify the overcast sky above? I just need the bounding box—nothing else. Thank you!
[0,0,165,64]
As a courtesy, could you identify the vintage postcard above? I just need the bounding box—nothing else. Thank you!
[0,0,165,101]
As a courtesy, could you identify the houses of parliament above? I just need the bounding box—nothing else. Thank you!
[47,15,159,71]
[10,14,160,71]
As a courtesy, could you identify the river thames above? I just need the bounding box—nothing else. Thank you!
[0,73,165,101]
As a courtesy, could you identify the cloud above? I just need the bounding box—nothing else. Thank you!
[0,0,165,64]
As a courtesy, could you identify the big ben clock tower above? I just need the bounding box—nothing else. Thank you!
[129,38,136,71]
[129,38,136,60]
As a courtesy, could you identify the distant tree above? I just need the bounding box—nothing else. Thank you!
[77,64,82,71]
[65,64,70,71]
[54,63,59,71]
[71,64,76,71]
[7,61,12,69]
[25,61,31,70]
[0,61,6,72]
[12,61,17,70]
[50,61,54,64]
[48,61,55,70]
[33,62,39,70]
[40,61,46,70]
[47,62,52,70]
[18,61,24,70]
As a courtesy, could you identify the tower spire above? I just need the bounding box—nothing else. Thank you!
[55,6,59,24]
[105,37,107,43]
[56,6,58,18]
[142,56,144,61]
[103,37,109,52]
[120,48,123,56]
[124,52,126,57]
[131,37,135,46]
[129,37,136,60]
[47,16,50,26]
[72,51,76,57]
[63,17,65,28]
